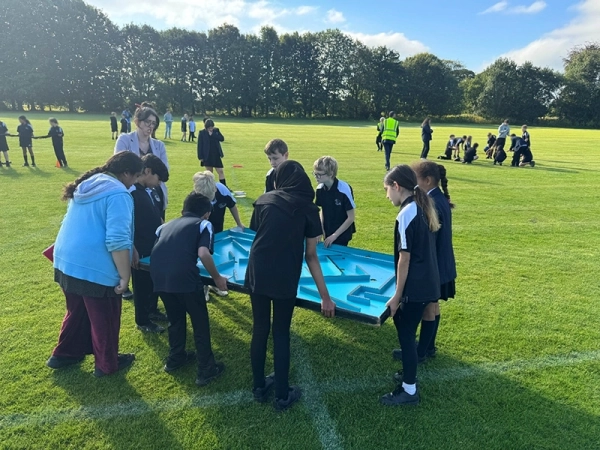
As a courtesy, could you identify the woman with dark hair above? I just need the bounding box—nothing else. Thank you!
[246,160,335,412]
[420,118,433,159]
[197,119,227,186]
[46,152,143,377]
[380,164,440,406]
[114,105,169,215]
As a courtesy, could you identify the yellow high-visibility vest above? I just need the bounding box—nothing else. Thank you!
[381,117,399,142]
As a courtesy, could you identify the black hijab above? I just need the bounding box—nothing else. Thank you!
[254,160,318,217]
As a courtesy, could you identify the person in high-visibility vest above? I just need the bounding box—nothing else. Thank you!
[381,111,400,171]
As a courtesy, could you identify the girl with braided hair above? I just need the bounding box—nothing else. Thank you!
[380,164,440,406]
[46,152,143,377]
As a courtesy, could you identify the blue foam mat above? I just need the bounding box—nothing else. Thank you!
[140,228,394,325]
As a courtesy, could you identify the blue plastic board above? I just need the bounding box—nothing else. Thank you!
[141,228,395,325]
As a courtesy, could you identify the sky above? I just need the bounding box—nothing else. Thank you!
[84,0,600,72]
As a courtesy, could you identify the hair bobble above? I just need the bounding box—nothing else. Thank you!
[414,185,419,190]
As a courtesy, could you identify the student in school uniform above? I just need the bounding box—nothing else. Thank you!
[246,160,335,412]
[493,146,507,165]
[420,117,433,159]
[0,119,11,167]
[188,116,196,142]
[376,117,384,151]
[484,133,496,159]
[150,193,228,385]
[180,114,188,141]
[313,156,356,247]
[36,118,68,168]
[131,154,170,334]
[16,115,35,167]
[438,135,455,160]
[453,135,466,161]
[380,164,440,406]
[122,108,132,133]
[120,114,128,134]
[509,134,522,167]
[264,139,289,193]
[519,125,535,167]
[110,113,118,140]
[197,119,226,186]
[462,142,479,164]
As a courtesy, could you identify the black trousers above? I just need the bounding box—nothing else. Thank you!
[189,131,196,142]
[511,149,522,166]
[495,149,507,163]
[53,143,67,166]
[250,293,296,399]
[420,140,430,159]
[383,141,394,169]
[496,137,506,152]
[159,290,216,373]
[131,267,159,326]
[393,301,429,384]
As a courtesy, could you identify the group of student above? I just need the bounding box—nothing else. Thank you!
[0,115,68,168]
[437,120,535,167]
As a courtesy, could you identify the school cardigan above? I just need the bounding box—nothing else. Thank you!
[114,131,169,210]
[429,187,457,284]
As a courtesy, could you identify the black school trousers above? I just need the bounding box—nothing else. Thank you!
[420,140,431,159]
[496,137,506,152]
[250,293,296,399]
[393,301,429,385]
[131,267,159,326]
[159,290,216,373]
[53,143,67,166]
[511,149,522,166]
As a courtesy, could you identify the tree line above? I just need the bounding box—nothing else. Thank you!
[2,0,600,126]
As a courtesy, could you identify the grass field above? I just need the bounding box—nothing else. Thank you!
[0,113,599,450]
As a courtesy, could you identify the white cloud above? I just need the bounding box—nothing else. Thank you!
[479,1,546,15]
[326,9,346,24]
[487,0,600,71]
[345,32,429,58]
[480,1,508,14]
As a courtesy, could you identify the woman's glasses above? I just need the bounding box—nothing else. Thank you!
[142,119,157,128]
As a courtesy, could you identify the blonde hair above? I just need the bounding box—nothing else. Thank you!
[192,171,216,201]
[313,156,338,178]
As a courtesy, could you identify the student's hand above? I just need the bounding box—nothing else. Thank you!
[237,224,245,232]
[321,298,336,318]
[386,296,401,317]
[324,234,337,248]
[131,247,140,269]
[115,278,129,295]
[214,275,228,292]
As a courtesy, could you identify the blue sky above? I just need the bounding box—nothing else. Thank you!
[86,0,600,72]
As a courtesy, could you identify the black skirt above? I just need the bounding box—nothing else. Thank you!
[19,137,32,148]
[0,136,8,151]
[438,279,456,301]
[201,140,223,168]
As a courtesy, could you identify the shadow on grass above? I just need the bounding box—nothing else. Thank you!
[52,367,185,449]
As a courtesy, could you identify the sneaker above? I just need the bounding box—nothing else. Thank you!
[493,161,497,165]
[31,163,36,167]
[530,160,535,167]
[253,372,275,403]
[273,386,302,412]
[392,348,427,363]
[380,385,420,406]
[208,285,228,297]
[23,163,29,167]
[454,157,461,162]
[46,355,84,369]
[5,161,10,167]
[148,311,169,322]
[195,361,225,386]
[136,322,165,333]
[164,351,196,373]
[94,353,135,378]
[122,288,133,300]
[499,162,503,166]
[204,285,210,302]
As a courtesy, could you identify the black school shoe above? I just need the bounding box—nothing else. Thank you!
[136,322,165,333]
[392,348,427,364]
[164,351,196,373]
[46,355,85,369]
[94,353,135,378]
[195,361,225,386]
[148,311,169,322]
[273,386,302,412]
[253,372,275,403]
[380,385,420,406]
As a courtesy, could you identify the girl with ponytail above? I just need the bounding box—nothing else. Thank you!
[380,164,440,406]
[47,152,143,377]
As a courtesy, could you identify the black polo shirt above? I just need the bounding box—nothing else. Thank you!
[120,118,128,133]
[487,134,496,146]
[265,168,276,193]
[131,183,163,257]
[315,178,356,244]
[245,202,322,299]
[522,131,531,147]
[150,214,213,293]
[210,182,236,233]
[394,197,440,303]
[48,126,64,146]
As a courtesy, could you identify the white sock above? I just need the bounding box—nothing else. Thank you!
[402,382,416,395]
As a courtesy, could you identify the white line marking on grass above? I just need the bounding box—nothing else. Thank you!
[292,334,344,450]
[1,350,598,431]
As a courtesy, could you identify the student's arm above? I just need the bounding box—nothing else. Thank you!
[324,209,355,247]
[385,251,410,317]
[198,247,228,291]
[305,237,335,318]
[214,129,224,142]
[131,246,140,269]
[228,205,245,230]
[111,250,131,294]
[318,210,325,243]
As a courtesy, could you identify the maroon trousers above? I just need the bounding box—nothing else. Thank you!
[52,291,122,374]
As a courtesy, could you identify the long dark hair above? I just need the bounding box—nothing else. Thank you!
[421,117,430,127]
[18,115,31,125]
[412,160,455,208]
[384,164,440,232]
[62,152,143,200]
[133,105,160,130]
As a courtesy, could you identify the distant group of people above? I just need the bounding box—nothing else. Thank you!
[0,115,67,168]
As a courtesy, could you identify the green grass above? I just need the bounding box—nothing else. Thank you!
[1,112,599,449]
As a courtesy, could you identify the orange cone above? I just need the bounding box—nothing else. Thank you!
[56,160,61,168]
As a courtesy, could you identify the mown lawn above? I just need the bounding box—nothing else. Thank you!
[0,113,599,449]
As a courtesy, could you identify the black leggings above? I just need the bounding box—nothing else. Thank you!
[393,301,429,384]
[53,143,67,166]
[420,140,430,159]
[250,293,296,399]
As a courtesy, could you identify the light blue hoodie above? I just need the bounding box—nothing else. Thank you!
[54,173,134,287]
